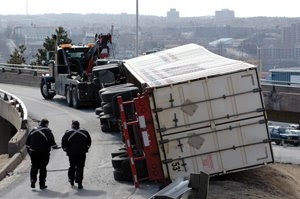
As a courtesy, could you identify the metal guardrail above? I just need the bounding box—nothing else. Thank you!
[0,89,28,129]
[260,79,300,86]
[0,63,48,76]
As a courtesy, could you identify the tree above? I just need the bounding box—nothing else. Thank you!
[35,26,72,65]
[7,45,26,64]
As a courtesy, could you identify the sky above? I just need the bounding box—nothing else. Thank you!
[0,0,299,18]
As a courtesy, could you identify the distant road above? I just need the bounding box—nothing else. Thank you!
[273,144,300,164]
[0,83,158,199]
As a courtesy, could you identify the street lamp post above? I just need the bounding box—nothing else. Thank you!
[135,0,139,57]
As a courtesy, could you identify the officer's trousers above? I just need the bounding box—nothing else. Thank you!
[29,151,50,184]
[68,154,86,184]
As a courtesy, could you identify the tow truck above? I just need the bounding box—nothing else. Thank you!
[40,33,119,108]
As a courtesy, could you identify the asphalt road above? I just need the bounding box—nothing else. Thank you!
[0,83,158,199]
[272,144,300,164]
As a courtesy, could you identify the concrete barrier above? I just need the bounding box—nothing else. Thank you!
[0,89,29,181]
[0,72,41,87]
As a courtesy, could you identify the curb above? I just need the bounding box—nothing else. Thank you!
[0,146,27,181]
[0,119,36,181]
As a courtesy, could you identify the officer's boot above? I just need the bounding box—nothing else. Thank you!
[78,182,83,189]
[69,179,74,186]
[39,181,47,190]
[30,180,36,188]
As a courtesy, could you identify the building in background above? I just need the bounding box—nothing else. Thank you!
[167,9,180,23]
[215,9,235,23]
[282,23,300,48]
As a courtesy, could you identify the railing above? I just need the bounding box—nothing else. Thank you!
[260,79,300,87]
[0,63,48,76]
[0,89,29,180]
[0,89,28,129]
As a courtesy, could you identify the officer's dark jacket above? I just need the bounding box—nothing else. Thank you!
[62,128,91,156]
[26,126,57,153]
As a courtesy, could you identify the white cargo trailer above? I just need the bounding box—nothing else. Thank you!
[122,44,274,182]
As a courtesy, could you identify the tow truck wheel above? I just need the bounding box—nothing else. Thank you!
[66,87,73,107]
[40,80,55,100]
[72,87,81,109]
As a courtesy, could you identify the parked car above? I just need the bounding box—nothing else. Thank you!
[270,126,300,146]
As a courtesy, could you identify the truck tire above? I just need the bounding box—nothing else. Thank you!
[40,80,55,100]
[66,87,73,107]
[112,156,148,180]
[100,114,114,124]
[101,123,110,132]
[275,140,281,145]
[95,107,103,115]
[113,170,132,182]
[103,103,113,114]
[294,143,299,147]
[101,87,139,103]
[72,87,81,109]
[99,83,135,95]
[112,155,129,170]
[111,149,127,158]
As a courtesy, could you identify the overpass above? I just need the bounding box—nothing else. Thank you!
[262,80,300,124]
[0,89,28,181]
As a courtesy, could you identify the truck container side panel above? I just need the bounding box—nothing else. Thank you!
[150,71,273,180]
[152,70,263,136]
[160,117,267,160]
[164,143,272,181]
[152,81,211,134]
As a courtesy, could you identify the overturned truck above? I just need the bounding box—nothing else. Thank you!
[104,44,274,186]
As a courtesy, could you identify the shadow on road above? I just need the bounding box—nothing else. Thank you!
[33,189,69,198]
[74,188,106,197]
[49,97,97,114]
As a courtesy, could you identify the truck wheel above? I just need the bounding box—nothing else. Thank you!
[101,123,108,132]
[101,87,139,103]
[275,140,281,145]
[112,155,129,170]
[113,170,132,182]
[103,103,113,114]
[294,143,299,147]
[72,87,81,109]
[40,80,55,99]
[99,83,135,95]
[66,87,73,107]
[95,107,103,115]
[111,149,127,158]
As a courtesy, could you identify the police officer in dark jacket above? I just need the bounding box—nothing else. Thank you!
[26,118,58,189]
[62,120,91,189]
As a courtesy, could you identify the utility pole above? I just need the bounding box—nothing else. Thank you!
[135,0,139,57]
